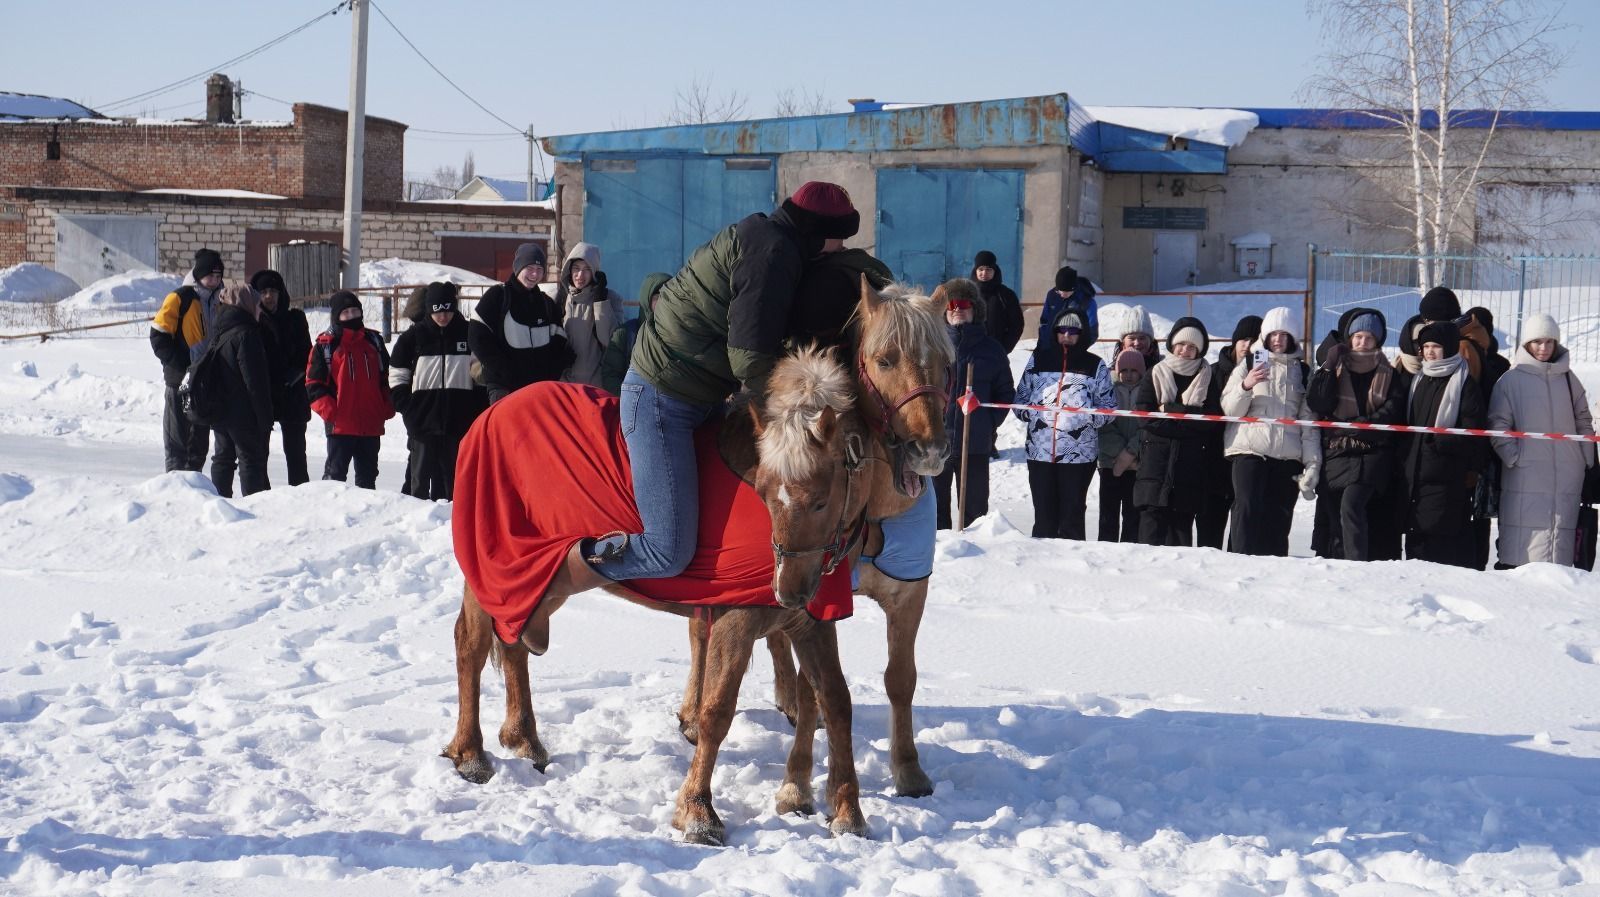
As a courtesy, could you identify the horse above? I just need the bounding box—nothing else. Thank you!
[443,350,884,846]
[677,277,956,799]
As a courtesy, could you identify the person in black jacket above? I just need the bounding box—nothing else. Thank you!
[1134,317,1222,546]
[250,269,313,486]
[1306,309,1404,560]
[1401,320,1488,566]
[971,250,1024,354]
[1465,305,1512,569]
[467,243,573,404]
[150,249,224,471]
[207,284,274,497]
[933,278,1015,529]
[389,283,487,500]
[1198,315,1262,549]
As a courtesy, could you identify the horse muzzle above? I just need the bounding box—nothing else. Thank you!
[773,562,822,611]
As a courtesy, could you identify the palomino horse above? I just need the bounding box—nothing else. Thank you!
[678,277,956,798]
[443,351,883,845]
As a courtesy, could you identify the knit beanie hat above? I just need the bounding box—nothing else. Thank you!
[512,243,547,276]
[1172,326,1206,351]
[1230,314,1263,344]
[1114,348,1147,375]
[1417,320,1461,356]
[1055,311,1086,332]
[1054,265,1079,292]
[973,250,998,269]
[783,181,859,239]
[1345,311,1385,344]
[192,248,224,280]
[1521,313,1560,345]
[329,290,363,324]
[1120,305,1154,339]
[938,277,985,322]
[424,281,458,314]
[1419,286,1461,322]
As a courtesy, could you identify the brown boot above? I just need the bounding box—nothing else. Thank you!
[519,542,616,655]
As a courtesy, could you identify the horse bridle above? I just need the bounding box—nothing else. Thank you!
[770,434,874,577]
[856,354,954,445]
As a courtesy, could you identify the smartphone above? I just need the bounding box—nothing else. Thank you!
[1253,348,1269,368]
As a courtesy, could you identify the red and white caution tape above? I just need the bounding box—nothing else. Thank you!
[956,390,1600,443]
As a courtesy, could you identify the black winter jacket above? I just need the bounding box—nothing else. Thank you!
[390,314,488,439]
[468,275,573,401]
[1401,372,1488,537]
[208,304,273,435]
[1306,361,1405,491]
[944,322,1015,456]
[257,302,312,423]
[971,263,1024,353]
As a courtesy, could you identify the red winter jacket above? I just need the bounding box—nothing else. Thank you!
[307,325,395,436]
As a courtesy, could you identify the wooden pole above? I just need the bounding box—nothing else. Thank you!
[957,361,976,529]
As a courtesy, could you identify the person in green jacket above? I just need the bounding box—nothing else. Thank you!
[581,182,861,583]
[599,272,670,396]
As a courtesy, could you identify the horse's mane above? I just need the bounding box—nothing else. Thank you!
[854,282,957,371]
[757,347,854,483]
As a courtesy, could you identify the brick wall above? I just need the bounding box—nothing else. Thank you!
[0,104,406,201]
[8,189,552,281]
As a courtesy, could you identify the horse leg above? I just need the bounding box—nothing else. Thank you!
[442,586,496,784]
[767,631,802,728]
[790,620,868,838]
[677,613,709,745]
[877,579,935,797]
[673,611,760,846]
[774,655,818,816]
[496,639,549,773]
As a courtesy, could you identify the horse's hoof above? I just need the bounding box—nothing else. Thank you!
[828,812,869,839]
[893,767,934,799]
[680,819,726,847]
[508,743,549,773]
[774,782,815,816]
[454,755,494,784]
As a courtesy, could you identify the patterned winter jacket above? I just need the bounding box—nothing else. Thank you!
[1012,350,1114,464]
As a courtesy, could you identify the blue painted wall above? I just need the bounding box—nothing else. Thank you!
[876,168,1025,293]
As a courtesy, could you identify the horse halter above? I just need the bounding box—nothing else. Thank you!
[856,353,954,444]
[770,434,872,578]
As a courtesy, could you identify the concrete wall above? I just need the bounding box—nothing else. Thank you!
[1099,126,1600,292]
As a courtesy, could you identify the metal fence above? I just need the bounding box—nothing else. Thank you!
[1309,246,1600,362]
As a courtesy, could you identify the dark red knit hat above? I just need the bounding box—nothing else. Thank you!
[783,181,860,239]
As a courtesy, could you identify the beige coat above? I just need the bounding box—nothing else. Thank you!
[1220,309,1323,482]
[557,242,621,388]
[1488,348,1596,566]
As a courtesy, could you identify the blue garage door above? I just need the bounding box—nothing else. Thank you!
[876,168,1024,292]
[584,156,776,309]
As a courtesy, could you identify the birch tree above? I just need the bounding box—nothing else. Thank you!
[1304,0,1567,285]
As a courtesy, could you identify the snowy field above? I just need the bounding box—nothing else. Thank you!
[2,332,1599,896]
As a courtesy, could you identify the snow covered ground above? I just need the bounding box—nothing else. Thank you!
[2,335,1599,896]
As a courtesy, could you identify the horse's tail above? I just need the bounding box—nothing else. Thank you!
[488,638,504,673]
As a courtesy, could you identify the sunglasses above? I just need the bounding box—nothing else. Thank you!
[1057,326,1083,335]
[946,299,974,311]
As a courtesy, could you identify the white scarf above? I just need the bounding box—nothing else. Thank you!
[1410,353,1467,427]
[1152,356,1211,406]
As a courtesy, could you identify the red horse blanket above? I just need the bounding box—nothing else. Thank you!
[453,382,852,644]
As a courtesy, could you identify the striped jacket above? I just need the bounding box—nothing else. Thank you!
[389,313,488,439]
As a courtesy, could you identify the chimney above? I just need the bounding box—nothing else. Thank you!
[206,73,234,124]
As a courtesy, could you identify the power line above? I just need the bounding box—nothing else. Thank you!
[100,3,347,112]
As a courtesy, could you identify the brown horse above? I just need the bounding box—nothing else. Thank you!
[679,278,956,798]
[443,351,882,845]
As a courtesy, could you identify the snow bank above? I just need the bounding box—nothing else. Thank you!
[0,263,79,304]
[359,258,496,289]
[1086,106,1260,147]
[57,271,182,312]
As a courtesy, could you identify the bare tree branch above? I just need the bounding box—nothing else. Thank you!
[772,87,834,118]
[666,75,749,126]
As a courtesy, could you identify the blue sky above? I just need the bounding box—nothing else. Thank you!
[9,0,1599,184]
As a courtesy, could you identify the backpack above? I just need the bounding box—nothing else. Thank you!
[179,340,227,427]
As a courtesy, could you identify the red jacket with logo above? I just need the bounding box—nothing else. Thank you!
[307,325,395,436]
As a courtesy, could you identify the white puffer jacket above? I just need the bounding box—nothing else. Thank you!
[1488,347,1596,566]
[1220,307,1322,479]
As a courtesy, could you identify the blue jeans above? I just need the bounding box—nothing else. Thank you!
[596,369,719,580]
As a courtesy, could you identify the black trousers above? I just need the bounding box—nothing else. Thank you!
[275,418,309,487]
[1138,507,1194,547]
[1228,455,1301,557]
[1319,482,1379,561]
[1407,531,1475,568]
[1195,491,1230,549]
[325,434,380,489]
[407,435,460,501]
[1027,460,1095,540]
[162,384,209,472]
[1468,517,1493,571]
[1368,482,1405,561]
[211,423,271,497]
[1096,467,1140,542]
[933,455,991,530]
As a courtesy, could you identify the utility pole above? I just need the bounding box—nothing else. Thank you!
[340,0,370,290]
[525,126,535,202]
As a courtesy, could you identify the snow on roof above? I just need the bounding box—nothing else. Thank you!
[0,91,102,121]
[1086,106,1260,148]
[1230,231,1275,248]
[139,188,288,200]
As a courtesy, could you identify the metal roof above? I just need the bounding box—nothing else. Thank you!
[1242,107,1600,130]
[0,91,103,122]
[459,175,552,202]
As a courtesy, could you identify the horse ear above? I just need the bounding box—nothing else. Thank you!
[814,405,838,445]
[860,273,882,314]
[747,396,765,437]
[929,282,948,306]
